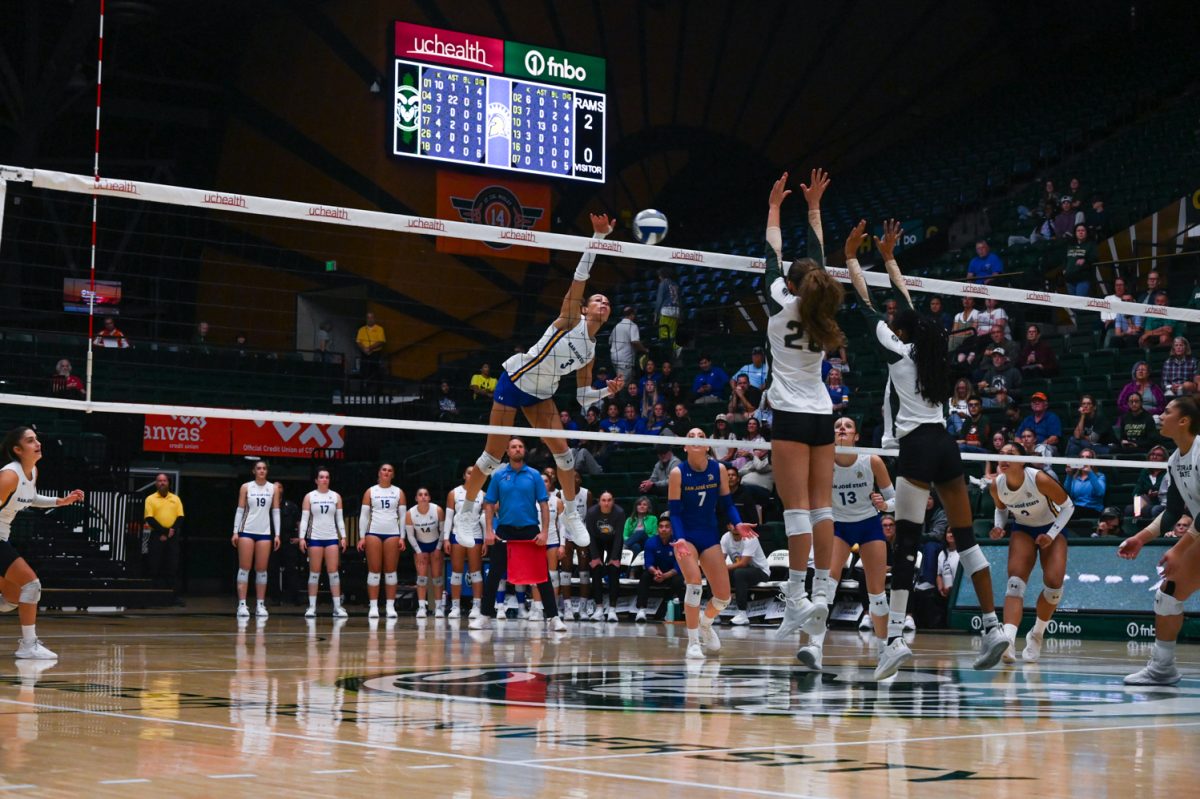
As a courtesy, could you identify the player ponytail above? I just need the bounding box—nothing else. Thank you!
[787,258,846,353]
[895,308,950,405]
[2,426,34,462]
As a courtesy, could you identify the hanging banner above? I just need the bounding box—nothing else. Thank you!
[436,171,551,262]
[231,419,345,458]
[143,415,232,454]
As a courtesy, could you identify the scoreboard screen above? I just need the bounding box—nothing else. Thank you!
[392,22,606,184]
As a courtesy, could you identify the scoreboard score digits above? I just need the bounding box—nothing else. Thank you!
[392,21,606,183]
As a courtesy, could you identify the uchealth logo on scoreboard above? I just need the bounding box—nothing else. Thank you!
[394,21,503,72]
[450,185,544,251]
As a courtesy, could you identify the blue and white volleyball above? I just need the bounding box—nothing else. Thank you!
[633,209,669,246]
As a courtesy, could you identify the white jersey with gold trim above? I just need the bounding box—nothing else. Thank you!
[997,467,1059,528]
[832,454,878,523]
[502,317,595,400]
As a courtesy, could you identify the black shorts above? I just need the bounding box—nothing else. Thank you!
[897,423,963,485]
[770,410,835,446]
[0,539,22,574]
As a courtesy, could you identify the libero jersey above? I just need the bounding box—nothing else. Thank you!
[502,317,595,400]
[832,454,878,523]
[762,225,832,414]
[0,462,37,541]
[996,467,1060,527]
[1169,435,1200,517]
[366,485,403,535]
[241,480,275,534]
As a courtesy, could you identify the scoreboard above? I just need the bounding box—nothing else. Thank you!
[392,22,606,184]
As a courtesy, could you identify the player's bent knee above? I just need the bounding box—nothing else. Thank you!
[783,509,812,538]
[959,545,990,576]
[18,579,41,605]
[553,450,575,472]
[1155,589,1184,617]
[469,571,483,585]
[810,507,833,526]
[684,584,702,608]
[0,598,16,613]
[868,591,888,618]
[709,595,730,612]
[1006,576,1027,599]
[475,451,503,476]
[1042,586,1063,605]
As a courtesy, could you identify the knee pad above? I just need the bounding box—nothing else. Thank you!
[958,545,990,576]
[894,479,930,523]
[579,570,591,586]
[18,580,41,605]
[385,572,398,586]
[327,572,340,588]
[0,598,16,613]
[449,572,464,586]
[684,583,703,608]
[237,568,250,585]
[783,509,812,538]
[709,595,730,613]
[416,575,429,587]
[308,572,321,586]
[951,525,977,550]
[868,591,888,618]
[553,449,576,472]
[810,507,833,526]
[549,571,560,588]
[468,570,483,585]
[475,451,503,476]
[1154,588,1184,616]
[1042,585,1063,606]
[256,571,268,586]
[367,572,382,587]
[1006,576,1027,599]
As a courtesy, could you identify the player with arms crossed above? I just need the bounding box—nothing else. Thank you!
[1118,396,1200,685]
[669,428,757,660]
[456,214,623,550]
[844,220,1008,678]
[988,443,1074,662]
[232,460,281,618]
[357,464,406,620]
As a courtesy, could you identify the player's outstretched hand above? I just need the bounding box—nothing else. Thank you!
[606,376,624,396]
[799,168,830,207]
[1117,535,1143,560]
[590,213,616,236]
[844,220,868,261]
[62,489,85,506]
[768,172,792,208]
[734,522,758,539]
[874,219,903,262]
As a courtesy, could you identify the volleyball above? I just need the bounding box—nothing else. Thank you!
[632,208,669,245]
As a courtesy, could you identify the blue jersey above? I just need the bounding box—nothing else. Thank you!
[674,457,723,551]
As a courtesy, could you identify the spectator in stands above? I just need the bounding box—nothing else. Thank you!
[51,358,85,400]
[639,444,680,496]
[1135,271,1162,319]
[355,311,386,378]
[1116,392,1157,453]
[1008,201,1058,247]
[722,524,770,626]
[980,299,1009,337]
[640,379,662,421]
[657,361,683,404]
[638,359,659,393]
[977,346,1021,409]
[948,378,974,435]
[691,354,730,405]
[1099,277,1126,335]
[731,346,769,389]
[646,403,672,435]
[1138,292,1177,350]
[736,436,773,519]
[672,402,695,433]
[1128,444,1169,522]
[559,409,600,475]
[990,430,1011,454]
[948,297,979,351]
[957,397,990,453]
[618,403,648,437]
[1017,325,1059,378]
[436,379,459,421]
[233,332,250,357]
[654,266,682,351]
[883,298,898,326]
[1094,507,1124,538]
[1066,394,1113,457]
[1162,338,1198,397]
[1118,361,1166,416]
[966,240,1003,284]
[610,306,646,383]
[753,394,775,434]
[1167,515,1195,539]
[1064,223,1097,297]
[618,379,643,414]
[826,369,850,416]
[1052,196,1082,238]
[191,321,210,346]
[997,404,1023,442]
[623,496,656,556]
[1016,392,1062,456]
[599,402,622,434]
[586,491,626,621]
[1106,293,1143,348]
[976,324,1016,367]
[1040,180,1057,208]
[144,473,184,602]
[726,468,762,527]
[725,373,761,423]
[936,529,960,599]
[635,517,684,621]
[93,316,130,349]
[1067,178,1083,209]
[710,415,738,464]
[469,363,497,401]
[928,296,952,331]
[1064,449,1106,520]
[1086,196,1109,242]
[1016,428,1058,479]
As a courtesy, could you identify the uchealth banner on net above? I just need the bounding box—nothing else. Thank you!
[143,415,345,458]
[435,171,551,262]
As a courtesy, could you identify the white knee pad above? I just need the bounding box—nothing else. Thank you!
[549,571,561,588]
[959,545,990,576]
[868,591,888,618]
[385,572,398,586]
[1006,576,1027,599]
[237,568,250,585]
[895,479,931,523]
[1154,589,1184,616]
[684,583,703,607]
[367,572,382,586]
[810,507,833,526]
[416,575,429,587]
[578,570,591,586]
[308,572,320,586]
[553,449,576,472]
[18,579,41,605]
[256,571,268,586]
[1042,586,1063,606]
[709,596,730,612]
[449,572,464,586]
[783,508,812,538]
[475,451,503,476]
[0,598,16,613]
[328,572,340,588]
[468,570,483,585]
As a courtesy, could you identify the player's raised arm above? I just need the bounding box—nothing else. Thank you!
[555,213,616,331]
[873,219,913,309]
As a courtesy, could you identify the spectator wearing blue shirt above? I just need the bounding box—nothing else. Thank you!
[645,403,671,435]
[826,368,850,416]
[599,403,622,434]
[1016,391,1063,456]
[1063,448,1107,520]
[471,438,564,630]
[635,517,685,621]
[617,403,648,436]
[692,354,730,405]
[967,240,1003,284]
[559,409,581,447]
[732,346,770,389]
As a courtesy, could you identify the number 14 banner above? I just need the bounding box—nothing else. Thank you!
[436,171,551,263]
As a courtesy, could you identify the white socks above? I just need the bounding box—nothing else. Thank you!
[1003,623,1018,643]
[981,611,998,631]
[788,569,807,597]
[333,595,343,610]
[21,625,36,644]
[308,596,317,609]
[1154,639,1177,664]
[1031,617,1049,636]
[887,589,909,640]
[687,626,700,644]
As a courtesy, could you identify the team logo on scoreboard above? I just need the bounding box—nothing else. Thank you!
[359,663,1200,719]
[486,101,511,140]
[395,84,421,133]
[450,185,545,250]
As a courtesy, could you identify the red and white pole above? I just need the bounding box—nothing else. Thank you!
[85,0,105,406]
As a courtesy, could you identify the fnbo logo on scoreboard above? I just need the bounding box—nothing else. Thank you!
[506,41,606,91]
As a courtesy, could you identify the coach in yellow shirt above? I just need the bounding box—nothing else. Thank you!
[356,311,387,382]
[144,473,185,602]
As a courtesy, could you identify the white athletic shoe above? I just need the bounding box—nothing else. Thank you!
[519,605,531,621]
[903,614,916,633]
[858,613,873,632]
[14,638,57,660]
[606,609,618,623]
[730,611,750,626]
[528,606,544,622]
[1022,629,1044,662]
[685,642,706,661]
[635,609,647,622]
[1002,641,1018,664]
[585,599,597,617]
[304,606,317,619]
[874,638,913,681]
[973,626,1009,670]
[332,605,349,619]
[550,616,569,633]
[386,603,398,619]
[1124,658,1181,686]
[469,603,482,620]
[468,615,492,631]
[796,643,823,671]
[700,621,721,652]
[563,514,590,547]
[368,604,380,619]
[415,605,427,619]
[447,604,461,620]
[457,510,482,541]
[236,604,250,618]
[590,605,606,622]
[775,591,827,638]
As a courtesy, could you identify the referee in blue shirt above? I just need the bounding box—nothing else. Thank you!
[470,438,565,630]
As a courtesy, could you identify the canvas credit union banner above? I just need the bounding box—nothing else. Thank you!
[436,171,551,263]
[143,415,232,454]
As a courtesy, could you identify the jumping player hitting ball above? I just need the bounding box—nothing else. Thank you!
[988,444,1074,662]
[844,219,1008,679]
[670,428,757,661]
[0,426,84,659]
[455,214,622,550]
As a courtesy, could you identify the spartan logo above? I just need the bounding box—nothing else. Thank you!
[395,83,421,133]
[450,185,544,251]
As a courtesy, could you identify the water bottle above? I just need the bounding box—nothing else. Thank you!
[665,599,677,622]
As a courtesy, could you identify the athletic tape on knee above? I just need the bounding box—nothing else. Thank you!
[1042,585,1063,606]
[385,572,398,586]
[810,507,833,526]
[895,479,931,523]
[475,451,503,476]
[236,568,250,585]
[449,572,463,586]
[684,584,703,607]
[951,525,978,551]
[579,570,591,585]
[469,570,483,585]
[18,579,41,604]
[416,575,429,587]
[1006,576,1027,599]
[1154,588,1184,616]
[328,572,340,587]
[783,508,812,538]
[367,572,381,586]
[710,596,730,612]
[308,572,321,586]
[256,571,268,586]
[553,449,576,472]
[958,545,990,576]
[868,591,888,618]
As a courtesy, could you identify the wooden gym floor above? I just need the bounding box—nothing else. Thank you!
[0,603,1197,798]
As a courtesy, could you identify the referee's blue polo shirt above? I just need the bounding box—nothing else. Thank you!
[484,464,548,528]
